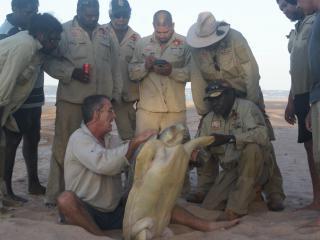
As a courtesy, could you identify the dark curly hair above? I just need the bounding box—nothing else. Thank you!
[28,13,63,38]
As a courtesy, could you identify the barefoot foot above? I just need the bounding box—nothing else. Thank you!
[207,219,240,231]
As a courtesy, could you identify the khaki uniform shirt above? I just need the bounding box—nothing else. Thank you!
[199,98,268,170]
[129,32,191,113]
[105,23,140,102]
[45,17,122,104]
[0,31,43,130]
[191,29,263,115]
[64,123,129,212]
[289,14,315,96]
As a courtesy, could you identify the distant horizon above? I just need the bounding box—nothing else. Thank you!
[43,83,291,91]
[1,0,293,90]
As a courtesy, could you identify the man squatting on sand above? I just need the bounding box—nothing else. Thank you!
[57,95,238,236]
[276,0,320,210]
[186,11,285,211]
[192,80,271,221]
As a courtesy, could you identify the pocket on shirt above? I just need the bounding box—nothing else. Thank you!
[99,40,111,62]
[219,48,242,78]
[69,41,88,60]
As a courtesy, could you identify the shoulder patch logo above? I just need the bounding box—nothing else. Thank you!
[172,38,183,46]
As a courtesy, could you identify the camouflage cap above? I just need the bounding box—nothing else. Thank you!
[109,0,131,14]
[77,0,99,9]
[204,80,232,99]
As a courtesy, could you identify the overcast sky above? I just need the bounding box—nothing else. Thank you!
[0,0,294,90]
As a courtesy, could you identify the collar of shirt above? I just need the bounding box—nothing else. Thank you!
[106,22,135,45]
[150,31,178,49]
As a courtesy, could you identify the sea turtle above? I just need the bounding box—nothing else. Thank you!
[123,124,214,240]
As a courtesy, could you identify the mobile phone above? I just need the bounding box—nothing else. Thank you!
[154,59,169,67]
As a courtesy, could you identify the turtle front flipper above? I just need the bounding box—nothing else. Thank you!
[134,139,160,181]
[183,136,215,156]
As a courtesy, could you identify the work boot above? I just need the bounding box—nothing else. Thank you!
[185,192,206,204]
[267,194,285,211]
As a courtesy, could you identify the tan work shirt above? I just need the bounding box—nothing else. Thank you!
[199,98,268,170]
[191,29,263,115]
[105,23,140,102]
[129,32,191,113]
[64,123,129,212]
[45,17,122,104]
[0,31,43,130]
[289,14,315,96]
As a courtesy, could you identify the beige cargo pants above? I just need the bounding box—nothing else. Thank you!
[45,101,83,204]
[201,143,268,215]
[197,118,285,202]
[135,109,186,135]
[113,100,136,140]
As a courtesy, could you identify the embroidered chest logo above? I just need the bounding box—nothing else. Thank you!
[172,38,183,47]
[130,34,138,42]
[212,120,221,130]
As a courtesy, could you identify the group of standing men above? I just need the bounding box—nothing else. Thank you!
[277,0,320,222]
[3,0,320,234]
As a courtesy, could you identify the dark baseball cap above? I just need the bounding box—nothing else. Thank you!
[204,80,232,99]
[109,0,131,15]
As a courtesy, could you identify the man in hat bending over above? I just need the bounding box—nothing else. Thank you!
[195,80,270,220]
[186,12,285,211]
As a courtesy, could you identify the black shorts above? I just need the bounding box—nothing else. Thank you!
[13,107,41,134]
[293,93,312,143]
[83,201,125,231]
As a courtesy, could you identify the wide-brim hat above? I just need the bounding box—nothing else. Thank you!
[187,12,230,48]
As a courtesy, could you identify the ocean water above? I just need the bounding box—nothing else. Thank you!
[44,85,289,103]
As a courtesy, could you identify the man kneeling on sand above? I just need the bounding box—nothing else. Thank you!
[57,95,238,236]
[194,80,270,221]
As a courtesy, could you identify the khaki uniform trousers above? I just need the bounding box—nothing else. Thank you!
[0,127,5,208]
[45,101,83,204]
[197,118,285,201]
[113,100,136,140]
[311,101,320,174]
[135,109,186,135]
[202,144,268,215]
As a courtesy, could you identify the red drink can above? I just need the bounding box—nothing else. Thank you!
[83,64,90,75]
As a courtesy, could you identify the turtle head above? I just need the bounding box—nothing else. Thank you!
[158,123,186,147]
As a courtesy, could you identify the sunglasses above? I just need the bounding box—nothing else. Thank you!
[112,12,130,19]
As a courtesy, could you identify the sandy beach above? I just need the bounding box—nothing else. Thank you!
[0,100,319,240]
